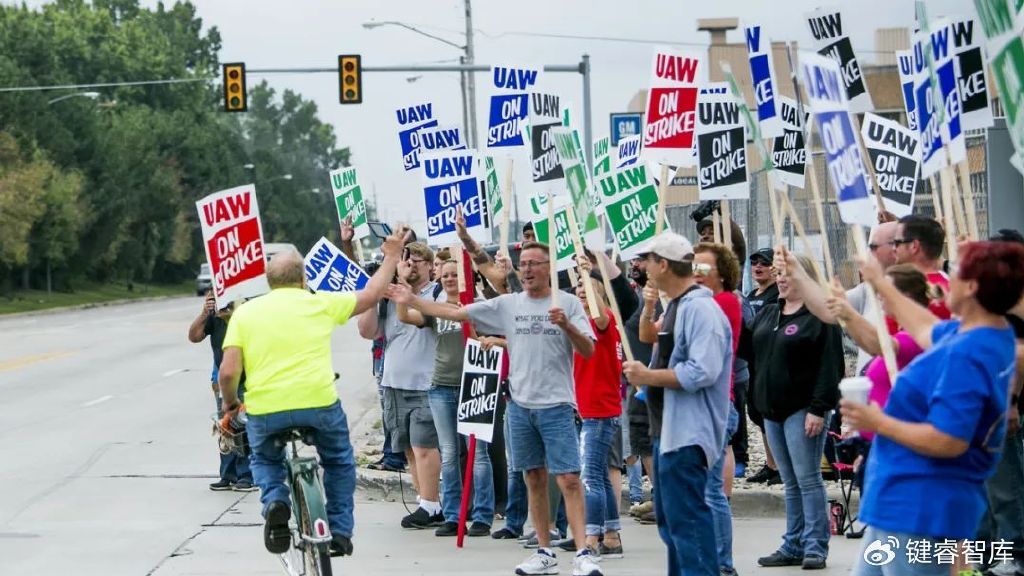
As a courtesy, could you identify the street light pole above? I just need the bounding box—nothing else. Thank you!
[463,0,478,148]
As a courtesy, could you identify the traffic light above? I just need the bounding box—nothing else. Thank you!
[222,62,247,112]
[338,54,362,104]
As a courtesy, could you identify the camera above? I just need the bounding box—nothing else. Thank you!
[690,200,721,223]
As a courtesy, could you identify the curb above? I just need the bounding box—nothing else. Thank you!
[0,293,190,319]
[352,469,847,519]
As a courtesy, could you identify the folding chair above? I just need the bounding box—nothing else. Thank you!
[825,430,866,539]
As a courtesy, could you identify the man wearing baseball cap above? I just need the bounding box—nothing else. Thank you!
[623,231,733,576]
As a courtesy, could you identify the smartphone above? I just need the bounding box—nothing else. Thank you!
[367,221,392,240]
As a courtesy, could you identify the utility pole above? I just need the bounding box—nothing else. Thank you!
[459,56,469,144]
[464,0,478,148]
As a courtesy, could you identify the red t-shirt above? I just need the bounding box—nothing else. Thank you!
[574,311,623,419]
[713,291,742,401]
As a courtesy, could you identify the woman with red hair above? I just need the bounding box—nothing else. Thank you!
[842,241,1024,576]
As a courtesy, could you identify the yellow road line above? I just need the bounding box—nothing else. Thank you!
[0,350,74,372]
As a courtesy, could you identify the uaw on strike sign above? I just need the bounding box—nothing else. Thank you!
[642,47,702,167]
[458,338,503,443]
[197,184,269,309]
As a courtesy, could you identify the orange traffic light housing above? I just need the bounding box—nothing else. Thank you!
[339,55,362,104]
[222,62,247,112]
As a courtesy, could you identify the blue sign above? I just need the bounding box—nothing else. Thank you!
[485,66,539,150]
[396,102,437,171]
[420,151,486,246]
[745,25,784,137]
[609,112,643,145]
[304,238,370,293]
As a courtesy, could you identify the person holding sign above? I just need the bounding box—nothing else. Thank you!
[387,241,600,576]
[621,232,733,576]
[395,259,495,539]
[572,259,625,559]
[217,227,409,558]
[840,242,1024,576]
[891,215,952,320]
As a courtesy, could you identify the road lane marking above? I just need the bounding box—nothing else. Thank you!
[162,368,188,378]
[82,395,113,407]
[0,350,74,373]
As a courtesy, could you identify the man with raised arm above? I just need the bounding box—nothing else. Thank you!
[388,241,603,576]
[217,228,408,558]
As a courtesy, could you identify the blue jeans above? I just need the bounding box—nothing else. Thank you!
[655,441,718,576]
[581,417,622,536]
[428,386,495,525]
[505,401,580,474]
[627,460,644,502]
[214,382,252,483]
[852,527,953,576]
[246,401,357,538]
[765,409,831,559]
[980,428,1024,560]
[707,405,740,571]
[503,414,529,535]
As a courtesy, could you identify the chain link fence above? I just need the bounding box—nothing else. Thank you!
[664,135,990,292]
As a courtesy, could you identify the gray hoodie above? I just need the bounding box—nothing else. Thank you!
[660,286,733,467]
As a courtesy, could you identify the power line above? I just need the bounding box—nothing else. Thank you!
[0,77,210,93]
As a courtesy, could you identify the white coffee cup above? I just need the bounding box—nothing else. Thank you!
[839,376,872,405]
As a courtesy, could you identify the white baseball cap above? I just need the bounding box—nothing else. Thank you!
[637,231,694,263]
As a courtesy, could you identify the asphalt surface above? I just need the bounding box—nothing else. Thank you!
[0,297,865,575]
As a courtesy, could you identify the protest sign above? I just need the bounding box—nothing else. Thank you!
[482,156,504,222]
[913,22,967,179]
[861,113,921,218]
[928,20,968,162]
[552,127,602,245]
[642,47,703,166]
[597,164,663,259]
[896,49,920,131]
[594,136,612,178]
[771,96,809,189]
[744,25,785,138]
[397,101,439,171]
[303,237,370,293]
[696,84,749,200]
[457,339,503,443]
[805,7,873,113]
[951,18,994,131]
[800,52,876,227]
[973,0,1024,172]
[616,135,641,168]
[196,184,269,309]
[485,65,540,150]
[421,124,467,153]
[528,92,565,189]
[329,167,369,239]
[421,150,488,246]
[529,193,575,271]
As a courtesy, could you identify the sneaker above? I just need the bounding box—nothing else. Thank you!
[629,500,653,517]
[523,530,560,549]
[209,479,234,491]
[263,500,292,554]
[468,522,491,537]
[232,480,257,492]
[986,560,1024,576]
[599,538,623,559]
[574,548,604,576]
[757,551,803,567]
[516,549,559,575]
[493,527,521,540]
[435,521,460,537]
[637,511,656,525]
[329,534,353,557]
[517,530,536,543]
[802,555,827,570]
[554,536,577,552]
[721,568,739,576]
[747,465,773,483]
[734,463,746,478]
[765,470,783,486]
[401,507,443,529]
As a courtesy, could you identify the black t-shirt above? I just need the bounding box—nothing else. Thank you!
[205,314,228,368]
[1008,314,1024,412]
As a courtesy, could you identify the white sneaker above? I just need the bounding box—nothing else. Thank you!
[516,549,559,575]
[574,548,604,576]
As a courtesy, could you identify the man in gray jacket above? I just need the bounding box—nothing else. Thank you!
[623,231,733,576]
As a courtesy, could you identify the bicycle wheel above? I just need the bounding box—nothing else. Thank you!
[295,482,333,576]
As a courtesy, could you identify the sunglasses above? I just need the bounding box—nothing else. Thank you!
[693,263,715,276]
[890,238,914,246]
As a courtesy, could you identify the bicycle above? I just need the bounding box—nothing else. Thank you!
[215,412,334,576]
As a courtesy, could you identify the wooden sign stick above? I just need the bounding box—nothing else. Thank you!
[955,161,980,240]
[655,164,670,235]
[720,200,733,250]
[452,244,466,293]
[851,224,899,382]
[593,253,635,363]
[805,149,836,281]
[565,204,601,319]
[711,209,723,244]
[499,158,514,256]
[547,192,559,309]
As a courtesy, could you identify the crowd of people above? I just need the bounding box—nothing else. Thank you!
[193,206,1024,576]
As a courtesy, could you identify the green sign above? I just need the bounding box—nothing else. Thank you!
[483,156,504,221]
[529,194,575,270]
[551,127,600,240]
[329,166,368,239]
[974,0,1024,171]
[593,136,611,178]
[597,164,663,258]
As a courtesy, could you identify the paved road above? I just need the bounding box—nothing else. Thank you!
[0,297,865,575]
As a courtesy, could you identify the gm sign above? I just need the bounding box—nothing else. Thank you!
[610,112,643,145]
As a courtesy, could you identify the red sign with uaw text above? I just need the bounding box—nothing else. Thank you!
[196,184,270,309]
[643,47,704,167]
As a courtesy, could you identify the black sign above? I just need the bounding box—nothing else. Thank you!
[697,127,747,192]
[819,37,868,104]
[530,122,565,183]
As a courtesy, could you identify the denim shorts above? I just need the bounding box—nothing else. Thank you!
[506,401,580,475]
[382,386,438,451]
